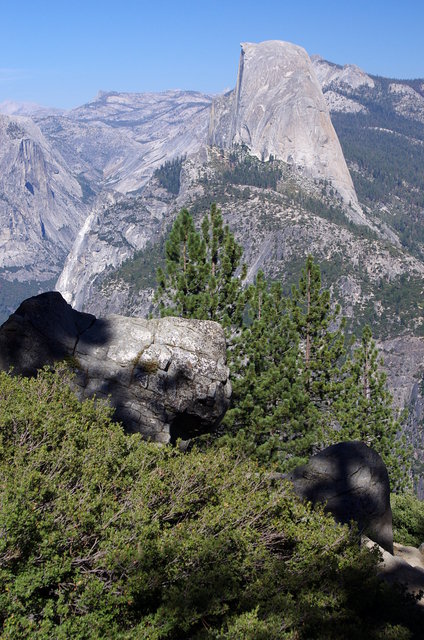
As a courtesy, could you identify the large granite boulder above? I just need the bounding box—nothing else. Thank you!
[0,292,231,443]
[288,441,393,553]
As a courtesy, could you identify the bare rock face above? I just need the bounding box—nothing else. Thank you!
[0,115,87,282]
[55,149,209,312]
[288,441,393,553]
[311,55,375,91]
[0,292,231,443]
[208,40,363,220]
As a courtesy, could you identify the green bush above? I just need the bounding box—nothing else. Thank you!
[391,493,424,547]
[0,368,422,638]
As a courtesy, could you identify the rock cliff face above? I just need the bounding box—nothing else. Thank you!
[0,115,86,282]
[0,292,231,443]
[208,41,363,220]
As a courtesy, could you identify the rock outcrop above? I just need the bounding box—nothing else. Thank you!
[312,55,424,125]
[208,40,363,220]
[0,292,231,443]
[363,538,424,606]
[311,55,375,91]
[288,441,393,553]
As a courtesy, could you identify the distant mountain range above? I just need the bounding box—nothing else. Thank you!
[1,40,424,487]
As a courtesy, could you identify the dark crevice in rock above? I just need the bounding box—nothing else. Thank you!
[169,411,210,444]
[72,315,97,356]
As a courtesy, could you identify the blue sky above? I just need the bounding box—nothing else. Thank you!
[1,0,423,108]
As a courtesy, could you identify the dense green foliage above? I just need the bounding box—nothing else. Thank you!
[334,326,410,491]
[224,150,282,190]
[223,259,347,470]
[1,368,422,639]
[155,205,246,328]
[290,256,346,413]
[153,156,185,195]
[222,273,315,468]
[391,492,424,547]
[155,210,410,487]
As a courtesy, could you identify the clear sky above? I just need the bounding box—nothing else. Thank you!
[1,0,423,109]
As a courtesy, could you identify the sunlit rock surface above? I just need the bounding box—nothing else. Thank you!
[0,114,87,282]
[208,40,363,220]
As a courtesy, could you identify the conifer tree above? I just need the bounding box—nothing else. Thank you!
[290,255,346,445]
[155,204,246,330]
[157,236,408,483]
[334,325,411,491]
[222,272,321,469]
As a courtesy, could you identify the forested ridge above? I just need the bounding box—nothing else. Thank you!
[331,80,424,262]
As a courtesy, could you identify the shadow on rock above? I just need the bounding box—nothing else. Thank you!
[287,441,393,553]
[0,292,231,444]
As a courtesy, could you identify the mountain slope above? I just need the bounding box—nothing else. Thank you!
[311,56,424,261]
[0,114,88,319]
[37,90,213,194]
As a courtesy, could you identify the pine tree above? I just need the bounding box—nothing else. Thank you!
[155,204,246,330]
[222,272,321,469]
[334,325,411,491]
[290,255,346,442]
[157,237,409,483]
[156,208,205,318]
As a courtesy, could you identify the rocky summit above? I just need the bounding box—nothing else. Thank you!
[0,292,231,443]
[209,40,362,218]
